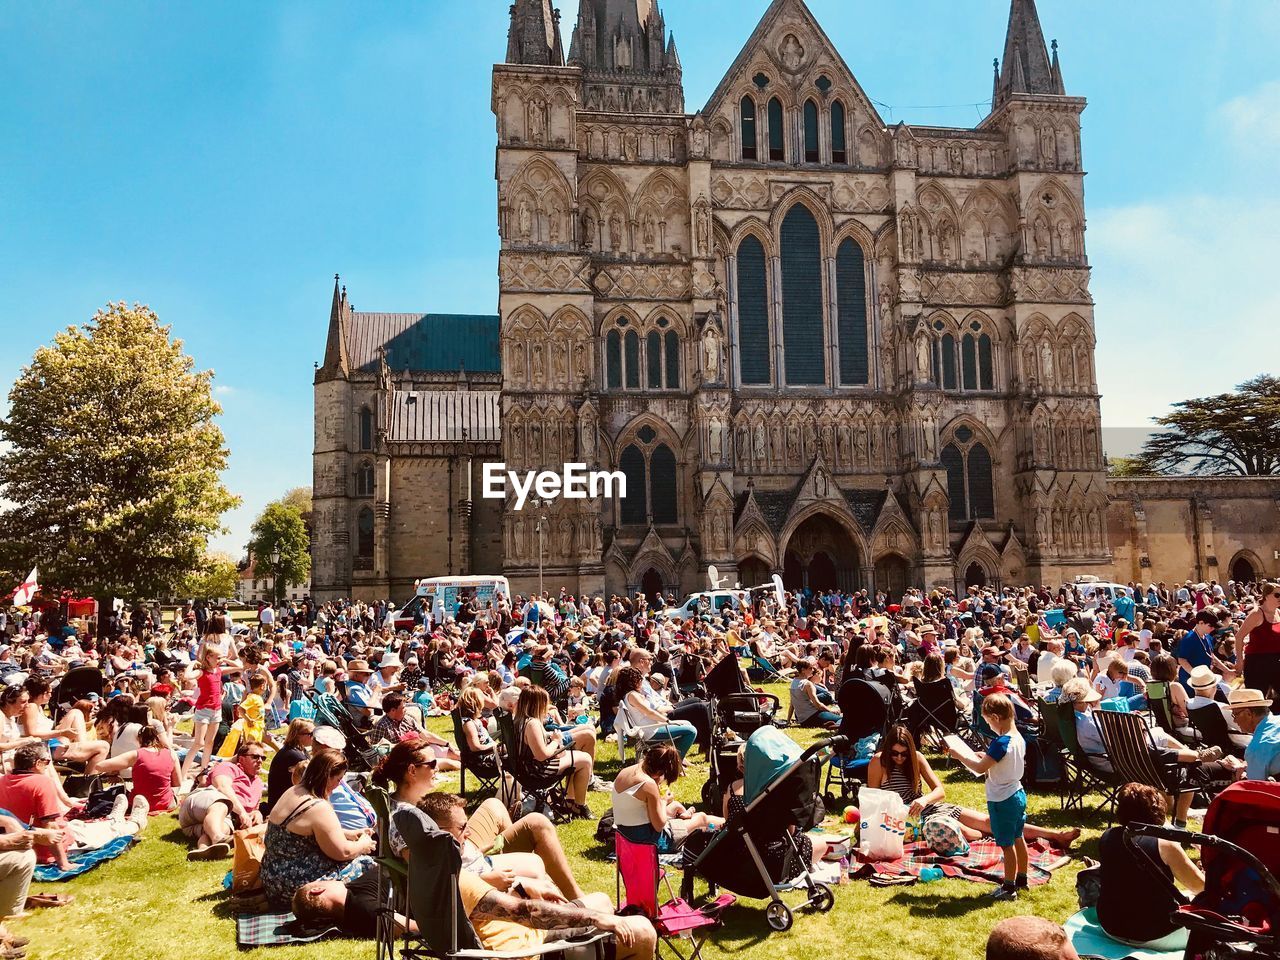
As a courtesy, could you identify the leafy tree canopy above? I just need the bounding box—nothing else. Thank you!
[181,551,240,601]
[0,303,239,599]
[248,501,310,602]
[1137,374,1280,476]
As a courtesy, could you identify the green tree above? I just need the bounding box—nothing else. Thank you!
[247,502,310,603]
[1137,374,1280,476]
[181,551,240,601]
[0,302,239,599]
[278,487,312,517]
[1106,456,1151,478]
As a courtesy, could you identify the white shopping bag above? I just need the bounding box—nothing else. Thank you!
[858,787,908,862]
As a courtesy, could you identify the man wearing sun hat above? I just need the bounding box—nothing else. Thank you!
[343,659,377,725]
[1228,688,1280,781]
[1187,666,1251,749]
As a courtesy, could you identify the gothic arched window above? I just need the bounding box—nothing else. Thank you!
[356,507,374,559]
[606,330,622,388]
[836,238,868,385]
[831,100,847,164]
[646,331,662,389]
[618,430,679,527]
[768,98,785,161]
[740,97,757,161]
[650,444,677,523]
[803,99,819,163]
[935,333,959,390]
[941,427,995,523]
[624,330,640,389]
[664,330,680,389]
[358,407,373,451]
[736,235,770,385]
[356,460,374,497]
[781,205,825,385]
[619,446,646,525]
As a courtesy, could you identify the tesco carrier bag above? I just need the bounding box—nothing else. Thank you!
[857,787,908,862]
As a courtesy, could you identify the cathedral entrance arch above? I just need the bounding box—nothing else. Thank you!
[964,562,988,588]
[781,513,861,592]
[874,554,911,598]
[1230,553,1259,584]
[641,568,664,604]
[738,557,769,588]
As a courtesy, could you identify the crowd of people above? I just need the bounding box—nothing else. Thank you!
[0,573,1274,957]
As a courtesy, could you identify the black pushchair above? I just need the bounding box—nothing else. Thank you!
[53,666,105,721]
[700,654,779,809]
[1128,780,1280,959]
[682,727,844,932]
[303,687,380,772]
[822,677,892,812]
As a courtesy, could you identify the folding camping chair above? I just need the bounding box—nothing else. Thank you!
[1035,697,1072,810]
[614,699,680,766]
[821,678,890,811]
[615,833,729,960]
[367,785,409,960]
[1093,709,1191,824]
[495,711,575,823]
[1055,704,1123,814]
[451,708,510,805]
[391,807,611,960]
[1011,660,1035,701]
[1142,681,1187,744]
[1189,702,1247,758]
[908,677,971,756]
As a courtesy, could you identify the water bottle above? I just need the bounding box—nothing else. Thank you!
[920,866,943,883]
[838,856,849,885]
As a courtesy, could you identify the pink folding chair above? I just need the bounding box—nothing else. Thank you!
[614,832,732,960]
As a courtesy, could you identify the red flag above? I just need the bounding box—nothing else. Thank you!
[12,568,38,607]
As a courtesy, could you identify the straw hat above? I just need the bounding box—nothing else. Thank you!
[1186,665,1220,691]
[346,659,374,676]
[1228,688,1271,710]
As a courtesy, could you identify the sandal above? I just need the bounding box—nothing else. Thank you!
[24,893,73,909]
[186,841,231,861]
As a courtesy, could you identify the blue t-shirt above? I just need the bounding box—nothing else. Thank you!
[1176,629,1213,686]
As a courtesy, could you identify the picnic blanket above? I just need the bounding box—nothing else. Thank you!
[33,835,136,882]
[236,912,340,949]
[852,837,1068,887]
[1063,909,1185,960]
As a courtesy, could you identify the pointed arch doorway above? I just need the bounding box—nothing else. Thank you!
[781,513,861,592]
[640,568,664,605]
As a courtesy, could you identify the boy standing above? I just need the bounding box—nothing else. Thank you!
[948,693,1027,900]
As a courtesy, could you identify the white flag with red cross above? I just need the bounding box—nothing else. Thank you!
[11,568,38,607]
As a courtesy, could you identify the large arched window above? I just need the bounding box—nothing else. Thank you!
[606,317,680,392]
[358,407,373,451]
[736,235,770,385]
[617,428,679,526]
[356,507,374,560]
[356,460,374,497]
[781,205,825,385]
[941,426,995,523]
[803,99,819,163]
[937,317,996,392]
[740,97,757,161]
[836,238,868,385]
[935,334,958,390]
[768,98,785,161]
[831,100,847,164]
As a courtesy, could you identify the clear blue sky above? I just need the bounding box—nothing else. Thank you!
[2,0,1277,557]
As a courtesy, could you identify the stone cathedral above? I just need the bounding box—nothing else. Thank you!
[311,0,1280,603]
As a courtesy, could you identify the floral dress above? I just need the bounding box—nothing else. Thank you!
[259,797,371,909]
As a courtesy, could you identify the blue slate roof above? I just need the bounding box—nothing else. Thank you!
[347,313,501,374]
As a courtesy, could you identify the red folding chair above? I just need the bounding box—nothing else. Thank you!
[614,833,732,960]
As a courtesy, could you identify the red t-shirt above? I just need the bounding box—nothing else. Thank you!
[195,670,223,711]
[0,772,68,863]
[130,748,177,813]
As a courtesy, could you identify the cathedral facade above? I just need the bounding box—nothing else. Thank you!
[310,0,1280,604]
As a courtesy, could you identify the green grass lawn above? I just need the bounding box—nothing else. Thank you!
[16,685,1109,960]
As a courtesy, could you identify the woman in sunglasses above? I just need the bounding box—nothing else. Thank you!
[867,725,1078,847]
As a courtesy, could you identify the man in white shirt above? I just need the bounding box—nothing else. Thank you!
[258,603,275,629]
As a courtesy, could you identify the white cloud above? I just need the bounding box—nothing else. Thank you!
[214,384,236,396]
[1089,195,1280,430]
[1222,79,1280,149]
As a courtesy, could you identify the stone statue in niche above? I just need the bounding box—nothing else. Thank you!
[915,334,932,380]
[939,221,955,260]
[736,423,749,463]
[1035,508,1049,545]
[528,103,544,143]
[580,419,597,464]
[753,423,766,462]
[573,342,589,381]
[780,34,804,72]
[948,144,962,172]
[558,515,574,557]
[608,213,622,252]
[1039,340,1054,382]
[701,324,721,381]
[1033,216,1051,257]
[518,201,533,239]
[512,516,526,561]
[899,211,915,260]
[786,422,800,465]
[581,212,595,250]
[1056,220,1075,256]
[1034,420,1049,460]
[928,510,943,550]
[921,415,936,460]
[696,205,711,256]
[690,120,708,159]
[548,212,560,243]
[1040,125,1054,161]
[553,344,566,383]
[531,343,545,384]
[642,214,656,252]
[1087,511,1100,549]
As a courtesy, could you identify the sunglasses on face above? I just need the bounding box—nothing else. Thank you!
[890,749,909,759]
[245,753,267,761]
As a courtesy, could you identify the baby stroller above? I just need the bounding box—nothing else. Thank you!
[53,666,105,721]
[681,726,845,932]
[700,655,779,809]
[1128,780,1280,960]
[822,677,892,812]
[303,687,380,772]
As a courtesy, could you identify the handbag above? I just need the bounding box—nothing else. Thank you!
[232,823,268,894]
[84,780,129,819]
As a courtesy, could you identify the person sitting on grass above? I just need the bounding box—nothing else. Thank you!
[18,677,108,775]
[374,738,586,900]
[94,725,180,814]
[787,659,842,728]
[1096,782,1202,951]
[0,811,38,958]
[179,740,264,861]
[422,792,657,960]
[869,725,1079,847]
[945,694,1029,901]
[611,743,723,854]
[259,747,376,910]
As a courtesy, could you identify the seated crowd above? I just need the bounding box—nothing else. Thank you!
[0,576,1275,957]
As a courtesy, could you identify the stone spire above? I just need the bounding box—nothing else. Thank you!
[505,0,564,67]
[317,274,349,383]
[994,0,1064,108]
[569,0,684,113]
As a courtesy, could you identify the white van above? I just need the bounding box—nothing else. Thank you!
[392,575,511,630]
[1060,578,1131,609]
[656,589,749,621]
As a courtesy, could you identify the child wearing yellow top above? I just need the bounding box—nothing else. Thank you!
[237,674,281,750]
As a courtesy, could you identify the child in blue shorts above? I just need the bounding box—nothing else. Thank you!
[948,692,1028,901]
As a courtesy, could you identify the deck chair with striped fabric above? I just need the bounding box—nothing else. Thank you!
[1092,709,1191,823]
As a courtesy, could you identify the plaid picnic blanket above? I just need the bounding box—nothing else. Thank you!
[852,837,1068,886]
[33,835,136,882]
[235,912,340,949]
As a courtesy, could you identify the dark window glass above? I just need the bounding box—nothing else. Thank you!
[624,330,640,389]
[831,100,847,164]
[940,334,957,390]
[619,446,646,525]
[606,330,622,389]
[359,407,373,451]
[955,426,974,443]
[781,205,825,385]
[803,99,819,162]
[356,507,374,557]
[638,425,656,444]
[968,443,995,519]
[649,445,677,524]
[941,444,966,523]
[979,333,994,390]
[736,236,770,385]
[740,97,757,160]
[664,330,679,388]
[768,98,784,161]
[646,331,662,389]
[962,334,978,391]
[836,238,868,385]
